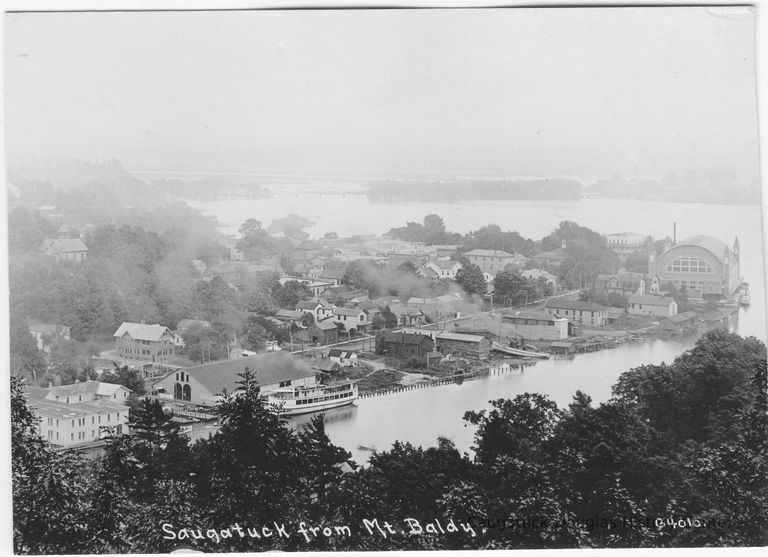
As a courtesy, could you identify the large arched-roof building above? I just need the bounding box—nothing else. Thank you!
[650,235,740,299]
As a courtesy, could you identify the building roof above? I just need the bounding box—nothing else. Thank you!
[39,238,88,253]
[436,331,488,343]
[427,259,461,270]
[41,380,132,399]
[670,235,731,260]
[313,319,340,331]
[28,322,69,334]
[381,332,434,346]
[275,309,304,320]
[545,299,607,312]
[502,310,561,322]
[401,306,426,317]
[463,249,515,258]
[159,352,316,395]
[334,307,364,317]
[628,295,676,306]
[536,248,568,260]
[296,300,321,310]
[314,360,341,372]
[175,319,211,332]
[319,269,346,280]
[113,322,174,341]
[327,349,357,358]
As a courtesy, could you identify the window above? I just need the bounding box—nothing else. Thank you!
[107,414,111,422]
[71,433,74,441]
[665,256,713,274]
[71,420,75,427]
[78,395,82,402]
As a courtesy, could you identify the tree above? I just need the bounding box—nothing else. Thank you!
[9,319,47,383]
[11,376,91,553]
[423,213,447,245]
[380,305,399,329]
[397,260,420,276]
[242,317,268,351]
[455,261,486,297]
[493,270,537,307]
[101,365,147,396]
[272,280,311,309]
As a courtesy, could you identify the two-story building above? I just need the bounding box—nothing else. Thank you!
[296,298,337,322]
[333,306,369,333]
[462,249,526,275]
[113,322,178,364]
[544,299,608,326]
[375,331,435,362]
[25,381,132,447]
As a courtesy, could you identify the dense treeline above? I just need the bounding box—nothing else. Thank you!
[11,330,767,552]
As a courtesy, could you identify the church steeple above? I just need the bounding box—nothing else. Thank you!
[733,236,740,257]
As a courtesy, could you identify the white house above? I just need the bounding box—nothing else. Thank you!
[333,306,368,332]
[423,259,462,280]
[627,295,678,317]
[327,349,359,367]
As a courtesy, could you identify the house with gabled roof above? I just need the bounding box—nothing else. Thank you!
[333,306,369,333]
[327,348,359,367]
[295,298,336,322]
[113,322,178,364]
[627,295,678,317]
[423,259,462,280]
[151,352,317,406]
[39,238,88,263]
[375,331,434,362]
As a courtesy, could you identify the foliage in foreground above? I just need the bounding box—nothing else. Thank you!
[11,330,768,553]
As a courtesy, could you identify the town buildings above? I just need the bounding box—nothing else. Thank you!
[113,322,178,364]
[152,352,316,406]
[25,381,131,447]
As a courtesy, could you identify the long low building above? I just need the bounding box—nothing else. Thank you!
[152,351,317,407]
[434,331,491,360]
[501,310,569,340]
[544,299,609,326]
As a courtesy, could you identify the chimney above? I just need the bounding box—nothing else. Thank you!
[673,222,676,245]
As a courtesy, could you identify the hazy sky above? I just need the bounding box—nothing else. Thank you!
[4,7,760,179]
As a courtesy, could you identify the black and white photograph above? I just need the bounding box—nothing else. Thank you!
[4,3,767,554]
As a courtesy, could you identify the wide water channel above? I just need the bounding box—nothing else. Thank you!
[187,191,766,464]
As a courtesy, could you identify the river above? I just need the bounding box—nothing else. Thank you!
[186,191,766,464]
